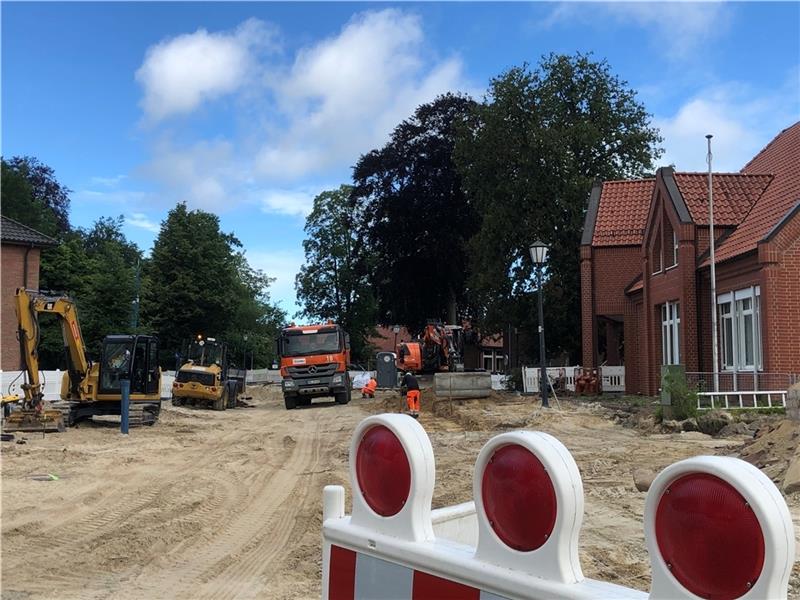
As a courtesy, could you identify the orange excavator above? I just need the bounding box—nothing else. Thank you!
[396,320,464,374]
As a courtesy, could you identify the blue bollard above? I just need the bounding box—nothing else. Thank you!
[120,378,130,434]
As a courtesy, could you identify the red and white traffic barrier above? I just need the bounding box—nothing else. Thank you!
[322,414,795,599]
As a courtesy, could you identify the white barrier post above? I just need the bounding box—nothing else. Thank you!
[322,415,795,600]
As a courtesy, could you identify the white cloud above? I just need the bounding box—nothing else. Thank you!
[136,18,278,121]
[257,187,321,218]
[655,76,799,171]
[133,9,474,212]
[89,174,127,187]
[126,212,161,233]
[539,2,729,60]
[245,249,305,313]
[142,138,243,211]
[73,188,150,206]
[256,9,473,179]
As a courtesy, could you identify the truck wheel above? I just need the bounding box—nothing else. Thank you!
[334,374,351,405]
[214,391,226,411]
[284,395,297,410]
[226,383,237,409]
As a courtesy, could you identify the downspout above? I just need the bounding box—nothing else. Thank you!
[23,244,34,288]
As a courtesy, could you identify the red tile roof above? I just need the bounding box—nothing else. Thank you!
[367,326,413,353]
[710,121,800,263]
[592,179,655,246]
[673,173,773,226]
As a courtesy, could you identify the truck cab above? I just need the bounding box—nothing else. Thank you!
[278,323,351,410]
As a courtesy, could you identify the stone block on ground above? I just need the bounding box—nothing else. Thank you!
[787,383,800,421]
[434,372,492,399]
[633,468,657,492]
[782,450,800,494]
[697,410,733,436]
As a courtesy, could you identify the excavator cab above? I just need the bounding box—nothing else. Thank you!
[99,335,160,396]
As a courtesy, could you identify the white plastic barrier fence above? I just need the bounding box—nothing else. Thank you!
[1,370,63,400]
[5,370,176,401]
[523,366,579,394]
[601,366,625,392]
[322,414,795,599]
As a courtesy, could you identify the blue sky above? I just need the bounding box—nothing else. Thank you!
[3,2,799,315]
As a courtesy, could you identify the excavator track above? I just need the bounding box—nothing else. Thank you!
[48,401,161,428]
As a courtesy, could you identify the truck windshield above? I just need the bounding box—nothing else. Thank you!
[281,331,341,356]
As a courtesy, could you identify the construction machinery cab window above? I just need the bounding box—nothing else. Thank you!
[188,339,225,366]
[281,328,342,356]
[100,336,159,394]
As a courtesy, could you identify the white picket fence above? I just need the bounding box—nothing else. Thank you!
[522,366,625,394]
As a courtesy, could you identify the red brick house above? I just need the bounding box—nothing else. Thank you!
[581,122,800,395]
[1,216,58,371]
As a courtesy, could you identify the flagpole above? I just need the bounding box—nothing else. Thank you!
[707,134,719,393]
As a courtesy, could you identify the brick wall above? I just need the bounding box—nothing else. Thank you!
[580,244,641,369]
[1,244,41,371]
[762,210,800,374]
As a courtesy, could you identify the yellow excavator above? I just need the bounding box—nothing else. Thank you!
[3,288,162,432]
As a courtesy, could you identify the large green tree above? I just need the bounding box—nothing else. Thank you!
[455,53,663,361]
[141,203,284,368]
[295,185,376,362]
[1,156,71,237]
[352,93,478,332]
[38,217,141,365]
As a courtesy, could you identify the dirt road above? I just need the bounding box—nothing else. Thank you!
[2,387,798,599]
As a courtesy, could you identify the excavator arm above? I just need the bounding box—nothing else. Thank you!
[13,288,90,411]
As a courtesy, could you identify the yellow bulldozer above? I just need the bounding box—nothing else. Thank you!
[2,288,163,432]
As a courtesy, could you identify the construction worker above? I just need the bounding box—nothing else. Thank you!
[400,371,420,418]
[361,377,378,398]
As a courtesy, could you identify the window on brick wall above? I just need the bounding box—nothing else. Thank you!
[652,233,662,274]
[717,286,762,371]
[664,220,677,269]
[661,301,680,365]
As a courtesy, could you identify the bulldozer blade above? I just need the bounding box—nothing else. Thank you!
[2,409,66,433]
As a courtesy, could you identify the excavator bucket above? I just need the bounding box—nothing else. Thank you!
[2,408,65,433]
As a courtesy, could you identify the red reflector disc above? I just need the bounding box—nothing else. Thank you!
[481,444,556,551]
[355,425,411,517]
[655,473,765,600]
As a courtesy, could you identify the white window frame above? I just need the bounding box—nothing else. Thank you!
[717,286,762,372]
[661,301,680,365]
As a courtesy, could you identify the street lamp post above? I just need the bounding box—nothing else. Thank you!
[529,241,550,408]
[243,334,248,394]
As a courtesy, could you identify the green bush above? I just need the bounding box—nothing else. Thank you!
[507,367,524,392]
[662,369,698,421]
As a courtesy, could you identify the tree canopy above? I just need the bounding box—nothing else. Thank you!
[455,53,663,361]
[38,217,142,365]
[353,93,478,332]
[141,203,285,367]
[295,185,376,362]
[1,156,71,237]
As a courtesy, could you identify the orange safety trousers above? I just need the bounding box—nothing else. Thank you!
[406,390,420,413]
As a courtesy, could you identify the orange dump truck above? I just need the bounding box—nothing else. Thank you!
[277,322,351,410]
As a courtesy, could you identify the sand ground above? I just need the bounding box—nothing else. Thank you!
[2,385,798,599]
